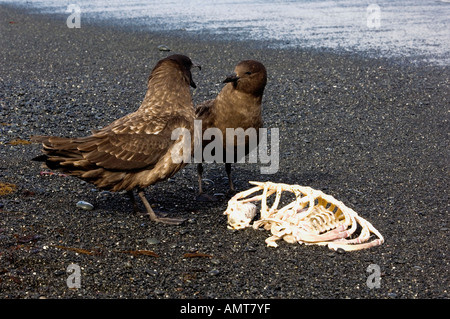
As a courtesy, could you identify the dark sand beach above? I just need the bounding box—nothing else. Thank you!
[0,4,448,302]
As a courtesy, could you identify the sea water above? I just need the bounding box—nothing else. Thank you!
[1,0,449,65]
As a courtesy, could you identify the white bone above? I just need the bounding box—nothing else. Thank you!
[224,181,384,251]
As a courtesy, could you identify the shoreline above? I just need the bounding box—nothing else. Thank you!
[2,2,447,68]
[3,1,450,67]
[1,4,449,299]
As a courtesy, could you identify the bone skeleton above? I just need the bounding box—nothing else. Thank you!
[224,181,384,251]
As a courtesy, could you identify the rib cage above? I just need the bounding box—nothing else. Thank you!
[224,181,384,251]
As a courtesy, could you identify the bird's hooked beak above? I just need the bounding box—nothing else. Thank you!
[192,63,202,71]
[189,62,201,89]
[223,72,240,84]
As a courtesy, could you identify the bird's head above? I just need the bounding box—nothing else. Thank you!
[223,60,267,96]
[150,54,201,88]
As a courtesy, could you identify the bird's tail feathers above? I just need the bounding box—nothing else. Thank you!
[31,135,93,169]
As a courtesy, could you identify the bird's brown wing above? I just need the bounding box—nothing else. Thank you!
[71,115,192,171]
[78,133,170,171]
[195,99,214,121]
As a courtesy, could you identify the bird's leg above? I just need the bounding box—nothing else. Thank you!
[197,163,204,195]
[127,190,140,214]
[225,163,237,196]
[195,163,217,202]
[137,190,185,225]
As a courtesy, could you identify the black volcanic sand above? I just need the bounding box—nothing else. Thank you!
[0,5,448,300]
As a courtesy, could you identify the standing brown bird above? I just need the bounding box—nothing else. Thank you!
[195,60,267,201]
[32,54,199,224]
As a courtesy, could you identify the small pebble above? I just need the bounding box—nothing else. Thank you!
[76,200,94,211]
[154,288,165,295]
[202,178,214,185]
[54,270,66,276]
[146,237,160,245]
[208,269,220,276]
[210,259,221,265]
[157,45,171,51]
[99,190,112,197]
[244,246,256,252]
[145,269,159,276]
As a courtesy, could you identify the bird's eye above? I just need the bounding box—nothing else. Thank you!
[245,71,252,75]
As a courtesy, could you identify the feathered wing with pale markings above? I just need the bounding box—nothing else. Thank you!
[33,54,200,224]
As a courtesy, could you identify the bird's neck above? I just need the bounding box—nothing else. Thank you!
[216,84,262,114]
[212,85,262,130]
[140,66,192,113]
